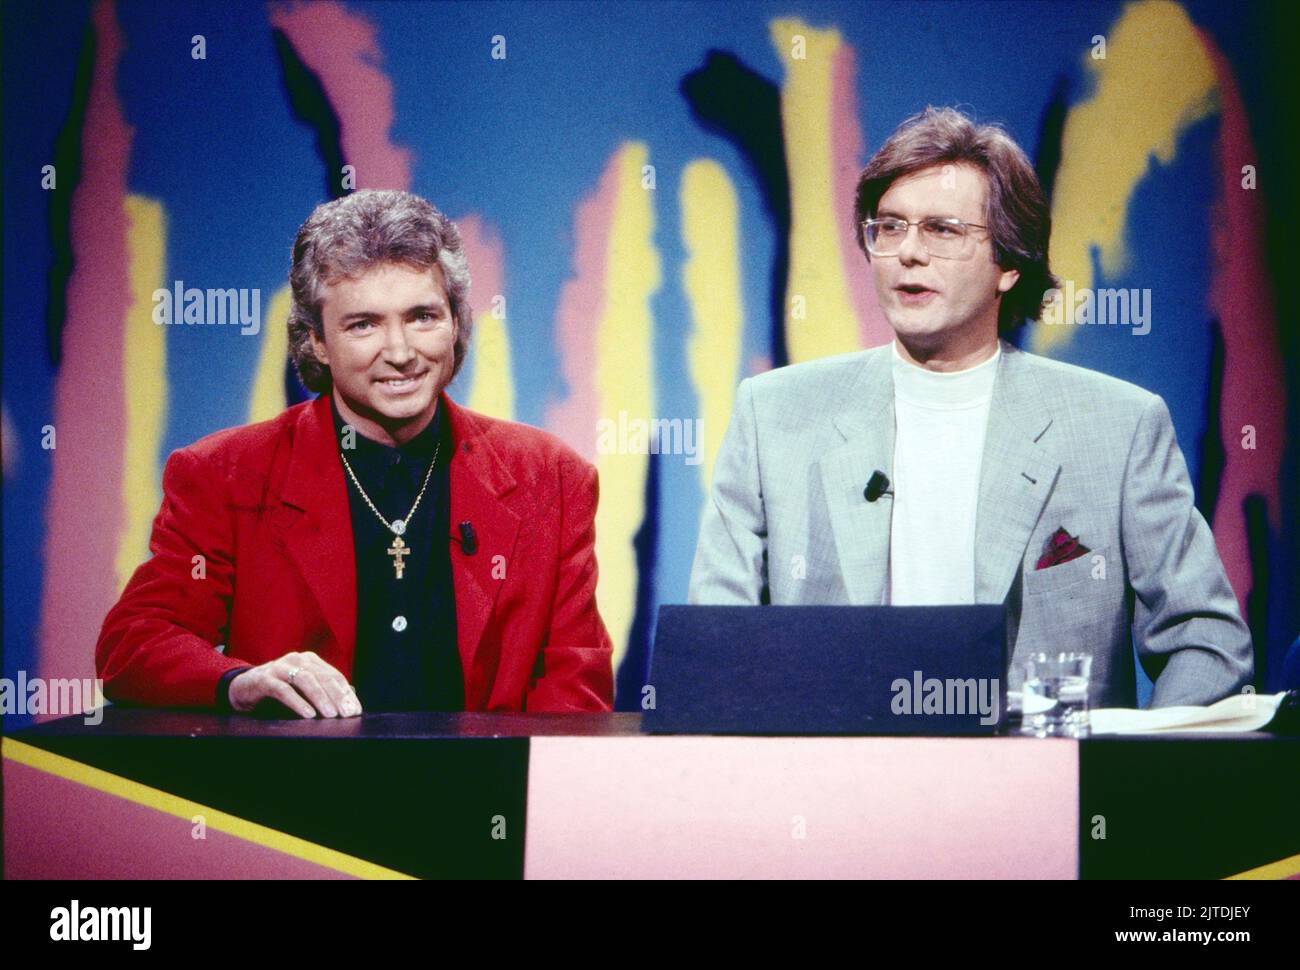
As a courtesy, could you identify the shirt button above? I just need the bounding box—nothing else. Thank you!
[391,615,407,632]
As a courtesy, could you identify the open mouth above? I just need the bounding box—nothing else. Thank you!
[896,284,937,304]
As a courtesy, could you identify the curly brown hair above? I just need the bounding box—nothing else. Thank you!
[287,190,473,392]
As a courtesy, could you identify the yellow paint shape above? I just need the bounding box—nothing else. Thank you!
[771,18,862,362]
[595,144,660,674]
[681,159,743,496]
[1034,0,1217,353]
[249,284,293,423]
[467,309,516,420]
[3,738,414,879]
[115,195,168,595]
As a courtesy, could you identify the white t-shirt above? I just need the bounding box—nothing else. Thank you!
[886,339,1000,605]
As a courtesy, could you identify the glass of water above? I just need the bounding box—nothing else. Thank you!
[1020,652,1092,738]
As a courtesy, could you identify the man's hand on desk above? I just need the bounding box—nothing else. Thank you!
[227,651,363,718]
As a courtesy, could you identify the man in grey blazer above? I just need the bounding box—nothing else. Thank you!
[688,107,1253,709]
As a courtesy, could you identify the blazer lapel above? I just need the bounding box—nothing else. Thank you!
[973,340,1060,604]
[274,393,358,661]
[817,346,894,605]
[443,396,521,699]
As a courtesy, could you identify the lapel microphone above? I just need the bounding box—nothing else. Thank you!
[864,470,894,502]
[457,520,478,555]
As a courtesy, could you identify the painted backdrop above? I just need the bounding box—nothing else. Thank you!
[3,0,1294,724]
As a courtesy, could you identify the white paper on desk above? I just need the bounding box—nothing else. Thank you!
[1090,692,1286,735]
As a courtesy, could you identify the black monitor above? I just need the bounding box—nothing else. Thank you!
[643,604,1007,735]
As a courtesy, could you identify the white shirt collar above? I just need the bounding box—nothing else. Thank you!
[891,339,1000,409]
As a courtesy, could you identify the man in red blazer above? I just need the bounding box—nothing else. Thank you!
[96,190,613,715]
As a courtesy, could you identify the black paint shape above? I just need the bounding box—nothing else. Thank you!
[615,445,659,710]
[273,28,349,404]
[271,29,347,202]
[1195,318,1272,686]
[1016,75,1071,352]
[1243,493,1271,687]
[46,18,97,369]
[1196,317,1228,525]
[1034,74,1070,208]
[681,50,791,369]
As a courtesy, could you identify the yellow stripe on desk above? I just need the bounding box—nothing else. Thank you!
[1224,852,1300,881]
[2,738,415,880]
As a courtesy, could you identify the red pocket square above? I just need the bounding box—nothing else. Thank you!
[1036,527,1091,570]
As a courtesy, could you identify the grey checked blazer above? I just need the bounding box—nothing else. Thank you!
[688,339,1254,709]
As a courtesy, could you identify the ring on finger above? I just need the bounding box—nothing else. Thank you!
[287,666,302,684]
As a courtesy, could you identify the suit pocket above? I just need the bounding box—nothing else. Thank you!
[1023,544,1109,596]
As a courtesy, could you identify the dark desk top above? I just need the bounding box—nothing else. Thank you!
[8,708,645,740]
[6,707,1297,741]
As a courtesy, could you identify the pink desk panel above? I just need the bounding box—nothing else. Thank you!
[525,736,1078,879]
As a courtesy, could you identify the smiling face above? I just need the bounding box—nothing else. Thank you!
[869,163,1019,369]
[309,261,458,447]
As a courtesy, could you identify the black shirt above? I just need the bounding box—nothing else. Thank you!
[329,394,463,711]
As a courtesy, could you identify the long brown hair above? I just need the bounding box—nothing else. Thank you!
[853,106,1058,333]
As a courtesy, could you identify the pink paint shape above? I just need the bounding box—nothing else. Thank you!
[455,214,504,325]
[525,736,1077,879]
[1198,30,1285,616]
[3,756,357,879]
[545,150,622,461]
[270,1,411,189]
[831,44,891,349]
[38,0,133,699]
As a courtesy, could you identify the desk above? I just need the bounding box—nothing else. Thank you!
[5,711,1297,879]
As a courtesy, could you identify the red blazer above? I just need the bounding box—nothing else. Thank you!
[96,392,614,712]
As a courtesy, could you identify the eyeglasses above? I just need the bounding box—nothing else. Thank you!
[862,217,990,259]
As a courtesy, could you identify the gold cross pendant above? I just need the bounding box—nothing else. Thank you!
[387,535,410,579]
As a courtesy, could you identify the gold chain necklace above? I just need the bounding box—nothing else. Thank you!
[339,440,441,580]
